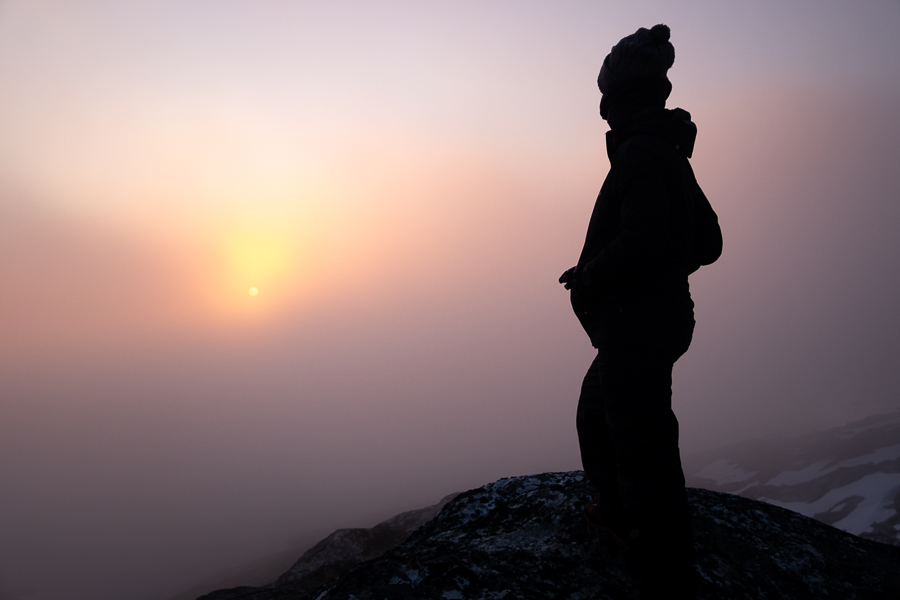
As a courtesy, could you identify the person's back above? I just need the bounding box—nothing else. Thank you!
[559,24,721,600]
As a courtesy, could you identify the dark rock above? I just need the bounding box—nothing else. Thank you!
[202,472,900,600]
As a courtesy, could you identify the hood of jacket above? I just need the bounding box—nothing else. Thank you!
[606,107,697,160]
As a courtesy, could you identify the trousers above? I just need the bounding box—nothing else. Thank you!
[576,345,697,599]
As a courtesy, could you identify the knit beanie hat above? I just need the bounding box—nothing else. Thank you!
[598,24,675,118]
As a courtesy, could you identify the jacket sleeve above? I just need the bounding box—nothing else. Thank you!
[589,144,672,282]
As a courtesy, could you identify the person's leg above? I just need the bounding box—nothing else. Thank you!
[576,353,623,520]
[597,348,696,599]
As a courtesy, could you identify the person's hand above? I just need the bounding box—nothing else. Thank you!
[560,263,597,290]
[559,266,579,290]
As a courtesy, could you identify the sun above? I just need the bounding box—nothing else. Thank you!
[248,287,259,297]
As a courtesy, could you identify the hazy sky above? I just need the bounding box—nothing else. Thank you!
[2,2,899,599]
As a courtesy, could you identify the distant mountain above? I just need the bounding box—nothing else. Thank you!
[197,492,458,600]
[200,471,900,599]
[169,496,459,600]
[685,411,900,546]
[165,532,327,600]
[266,492,459,598]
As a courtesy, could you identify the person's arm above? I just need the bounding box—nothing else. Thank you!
[588,145,671,284]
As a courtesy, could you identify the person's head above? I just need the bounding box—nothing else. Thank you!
[598,24,675,120]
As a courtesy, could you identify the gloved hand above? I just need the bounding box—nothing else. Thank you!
[559,263,596,290]
[559,266,579,289]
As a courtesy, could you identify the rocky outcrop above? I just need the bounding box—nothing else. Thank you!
[201,472,900,600]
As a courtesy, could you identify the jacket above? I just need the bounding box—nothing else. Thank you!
[571,107,722,349]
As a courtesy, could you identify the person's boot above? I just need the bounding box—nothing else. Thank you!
[624,523,698,599]
[584,500,631,549]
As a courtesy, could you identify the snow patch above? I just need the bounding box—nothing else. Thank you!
[406,569,423,585]
[760,472,900,535]
[731,480,762,495]
[766,444,900,486]
[840,413,900,437]
[844,443,900,467]
[693,459,757,485]
[767,460,832,486]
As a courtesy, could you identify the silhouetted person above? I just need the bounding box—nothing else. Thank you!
[559,24,722,600]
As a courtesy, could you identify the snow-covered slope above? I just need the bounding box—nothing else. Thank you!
[685,412,900,545]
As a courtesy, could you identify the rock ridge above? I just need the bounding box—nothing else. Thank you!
[201,471,900,600]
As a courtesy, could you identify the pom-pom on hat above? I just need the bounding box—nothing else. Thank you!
[598,24,675,95]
